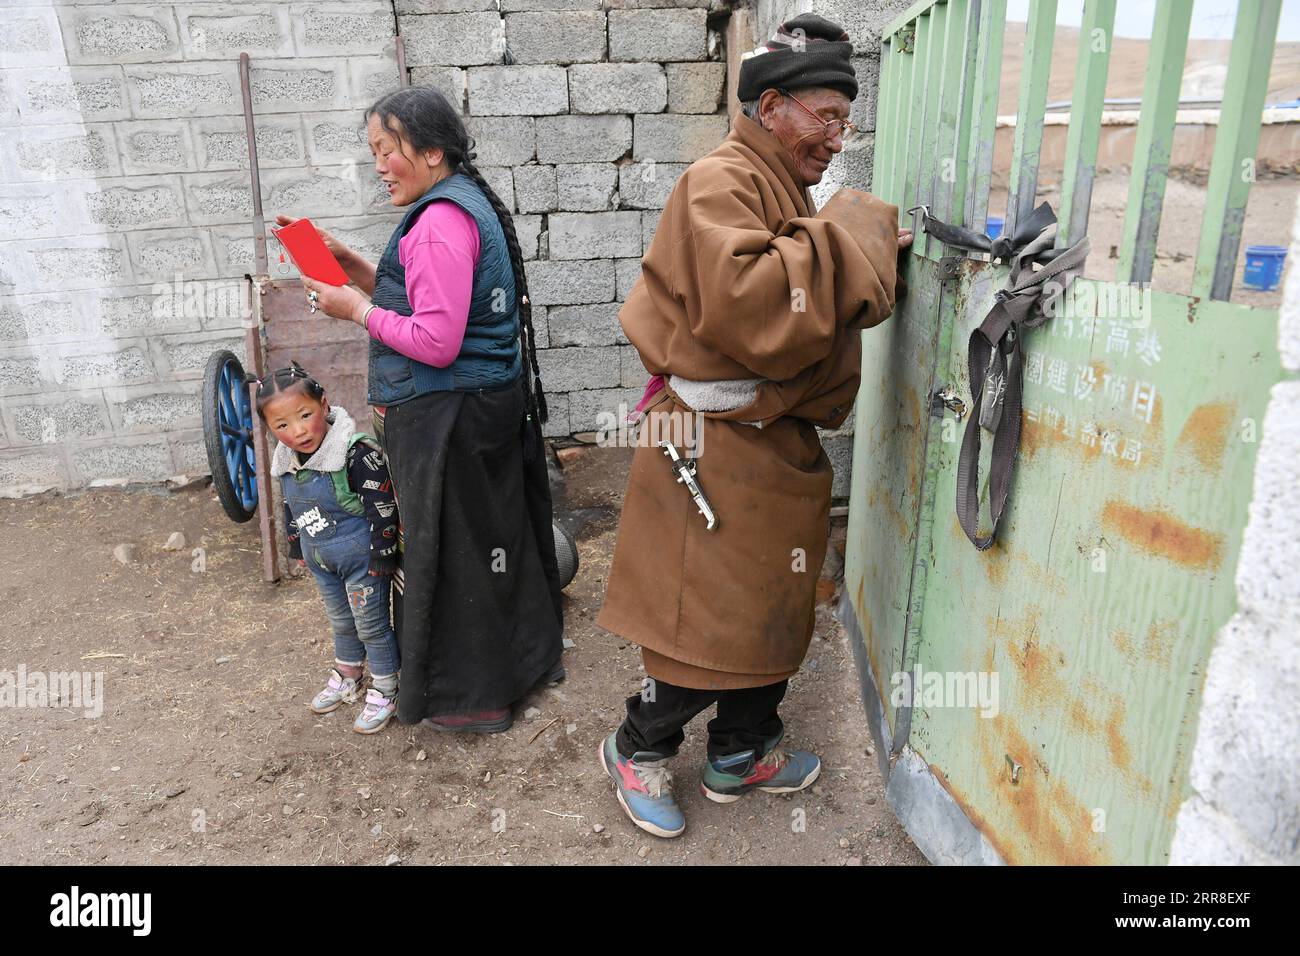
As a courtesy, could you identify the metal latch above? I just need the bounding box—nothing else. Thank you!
[931,386,967,419]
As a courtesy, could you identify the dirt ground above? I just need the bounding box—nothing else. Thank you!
[0,445,926,867]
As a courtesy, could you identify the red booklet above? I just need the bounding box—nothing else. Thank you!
[271,218,350,286]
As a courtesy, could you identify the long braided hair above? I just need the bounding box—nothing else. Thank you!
[365,86,548,450]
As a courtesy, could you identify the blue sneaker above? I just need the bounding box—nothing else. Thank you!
[700,738,821,803]
[598,732,686,839]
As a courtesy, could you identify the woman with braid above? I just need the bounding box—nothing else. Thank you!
[278,85,563,734]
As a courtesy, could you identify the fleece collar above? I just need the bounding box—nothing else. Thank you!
[270,406,356,477]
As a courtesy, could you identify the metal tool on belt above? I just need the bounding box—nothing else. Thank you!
[659,440,717,531]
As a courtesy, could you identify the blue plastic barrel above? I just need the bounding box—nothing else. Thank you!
[986,216,1004,240]
[1243,245,1287,291]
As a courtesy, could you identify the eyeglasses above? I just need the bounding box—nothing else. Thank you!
[780,89,858,144]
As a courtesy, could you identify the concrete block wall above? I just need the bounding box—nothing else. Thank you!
[0,0,405,495]
[397,0,734,441]
[0,0,898,496]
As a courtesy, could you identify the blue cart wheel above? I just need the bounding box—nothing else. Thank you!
[202,350,258,523]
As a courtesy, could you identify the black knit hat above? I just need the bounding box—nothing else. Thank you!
[737,13,857,102]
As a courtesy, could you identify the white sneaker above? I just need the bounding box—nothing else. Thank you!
[310,669,360,714]
[353,687,396,735]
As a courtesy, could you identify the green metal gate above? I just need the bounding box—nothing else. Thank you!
[842,0,1288,864]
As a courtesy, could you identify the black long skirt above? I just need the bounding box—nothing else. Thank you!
[379,376,564,723]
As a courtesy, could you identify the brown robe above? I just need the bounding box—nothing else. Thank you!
[596,111,900,689]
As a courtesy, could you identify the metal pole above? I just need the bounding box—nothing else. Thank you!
[238,52,279,583]
[238,52,269,276]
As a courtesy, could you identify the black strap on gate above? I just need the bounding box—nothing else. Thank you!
[909,203,1091,550]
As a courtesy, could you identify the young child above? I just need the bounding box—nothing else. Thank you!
[254,363,401,734]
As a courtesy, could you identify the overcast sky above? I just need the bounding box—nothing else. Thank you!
[1006,0,1300,42]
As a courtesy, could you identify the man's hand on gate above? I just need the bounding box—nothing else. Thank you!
[898,228,914,249]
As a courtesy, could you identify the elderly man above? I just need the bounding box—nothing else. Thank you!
[595,13,909,838]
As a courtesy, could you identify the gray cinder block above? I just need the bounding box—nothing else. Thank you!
[14,67,132,123]
[0,356,46,397]
[95,285,204,338]
[513,214,543,260]
[0,296,85,344]
[249,61,348,113]
[55,343,156,389]
[505,12,606,64]
[194,116,306,171]
[8,124,121,180]
[469,66,567,116]
[69,437,174,485]
[619,343,647,388]
[107,383,203,434]
[569,63,667,115]
[535,115,631,164]
[665,61,725,114]
[60,5,182,65]
[80,176,188,231]
[466,116,536,167]
[125,63,242,118]
[525,258,615,306]
[0,7,64,70]
[117,120,197,176]
[617,160,687,208]
[293,3,395,58]
[632,112,727,162]
[350,56,405,106]
[641,209,661,252]
[546,302,626,347]
[7,394,112,445]
[408,67,467,110]
[403,12,504,67]
[556,163,618,212]
[177,6,293,60]
[567,385,643,432]
[614,257,642,301]
[548,211,642,260]
[183,172,256,226]
[126,228,218,283]
[29,236,134,291]
[0,448,69,493]
[536,345,622,392]
[609,9,706,62]
[513,164,556,214]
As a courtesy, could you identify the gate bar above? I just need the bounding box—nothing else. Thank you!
[963,0,1006,235]
[915,3,950,258]
[1116,0,1191,285]
[872,35,900,197]
[1057,0,1116,248]
[902,14,934,221]
[939,0,980,234]
[1005,0,1056,237]
[888,32,916,205]
[930,0,969,237]
[1191,0,1282,301]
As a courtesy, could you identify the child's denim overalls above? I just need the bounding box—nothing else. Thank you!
[281,460,399,678]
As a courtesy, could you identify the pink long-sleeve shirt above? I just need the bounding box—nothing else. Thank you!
[365,200,481,369]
